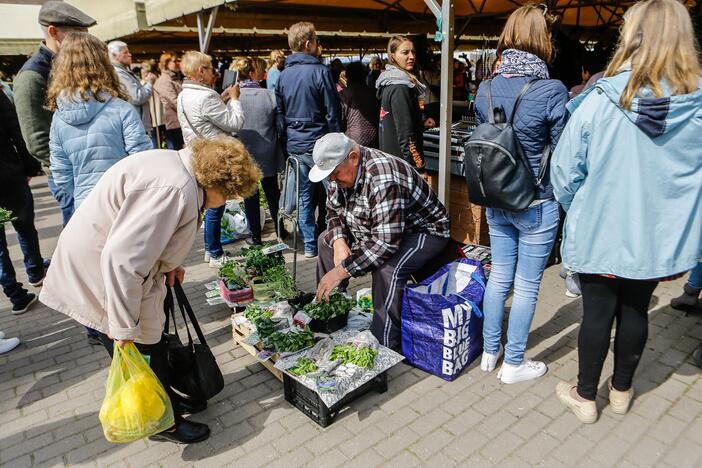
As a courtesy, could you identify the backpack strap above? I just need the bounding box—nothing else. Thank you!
[509,78,539,126]
[485,79,496,124]
[536,143,551,186]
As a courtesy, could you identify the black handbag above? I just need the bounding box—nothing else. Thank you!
[163,281,224,400]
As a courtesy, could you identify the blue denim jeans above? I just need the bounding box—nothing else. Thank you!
[0,184,44,306]
[483,199,560,365]
[47,175,75,227]
[290,153,325,254]
[688,261,702,289]
[204,206,225,257]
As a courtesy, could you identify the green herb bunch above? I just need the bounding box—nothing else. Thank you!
[264,327,315,353]
[243,304,276,338]
[330,344,378,369]
[0,208,15,224]
[261,264,297,299]
[241,243,285,276]
[218,260,248,290]
[303,292,354,321]
[289,357,318,376]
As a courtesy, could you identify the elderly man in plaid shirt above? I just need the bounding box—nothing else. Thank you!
[310,133,451,350]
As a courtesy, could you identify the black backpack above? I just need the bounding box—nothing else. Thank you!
[464,79,550,211]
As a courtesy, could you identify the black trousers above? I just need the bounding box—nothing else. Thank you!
[317,231,449,350]
[577,274,658,400]
[98,333,182,422]
[243,175,281,240]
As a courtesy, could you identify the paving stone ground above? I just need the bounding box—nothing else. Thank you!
[1,177,701,467]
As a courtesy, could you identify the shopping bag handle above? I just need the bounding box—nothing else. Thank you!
[454,295,483,319]
[172,280,209,347]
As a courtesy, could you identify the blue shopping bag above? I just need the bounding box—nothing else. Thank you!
[401,258,486,381]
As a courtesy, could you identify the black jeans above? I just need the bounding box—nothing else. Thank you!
[577,274,658,400]
[0,184,44,306]
[243,175,280,240]
[164,128,184,150]
[98,333,182,422]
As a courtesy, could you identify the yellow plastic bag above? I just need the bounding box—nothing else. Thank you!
[99,342,175,443]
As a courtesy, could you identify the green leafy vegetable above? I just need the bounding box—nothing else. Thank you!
[239,243,285,276]
[0,207,15,224]
[289,357,318,376]
[303,292,354,321]
[261,264,297,299]
[264,327,315,353]
[218,260,249,290]
[330,344,378,369]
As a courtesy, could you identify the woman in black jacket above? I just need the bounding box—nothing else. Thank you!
[376,36,433,169]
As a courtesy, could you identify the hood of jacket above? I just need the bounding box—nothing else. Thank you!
[376,64,418,89]
[568,70,702,138]
[56,91,112,126]
[284,52,323,68]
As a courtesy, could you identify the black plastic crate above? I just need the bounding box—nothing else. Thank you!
[283,371,388,427]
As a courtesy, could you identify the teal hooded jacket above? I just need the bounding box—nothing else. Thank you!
[551,71,702,279]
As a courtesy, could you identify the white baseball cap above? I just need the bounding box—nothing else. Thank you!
[309,133,355,183]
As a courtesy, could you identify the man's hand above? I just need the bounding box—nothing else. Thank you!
[166,266,185,287]
[316,265,350,302]
[423,117,436,129]
[332,238,352,267]
[146,73,157,85]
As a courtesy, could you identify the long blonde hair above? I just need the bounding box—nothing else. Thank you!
[46,32,128,111]
[606,0,701,109]
[497,5,555,63]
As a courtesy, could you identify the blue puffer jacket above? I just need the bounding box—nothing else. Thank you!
[49,92,152,207]
[474,75,568,199]
[275,53,342,155]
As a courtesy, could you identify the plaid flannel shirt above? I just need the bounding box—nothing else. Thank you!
[324,146,450,277]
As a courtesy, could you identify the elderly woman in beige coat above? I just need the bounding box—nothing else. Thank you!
[39,136,260,445]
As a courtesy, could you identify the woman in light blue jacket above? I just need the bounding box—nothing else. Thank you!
[47,32,152,209]
[551,0,702,424]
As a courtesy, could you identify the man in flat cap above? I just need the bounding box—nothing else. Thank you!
[14,0,96,229]
[312,133,451,350]
[13,0,97,344]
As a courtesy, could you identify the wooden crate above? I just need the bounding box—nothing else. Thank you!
[231,312,283,382]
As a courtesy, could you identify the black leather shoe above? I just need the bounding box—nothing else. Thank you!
[149,420,210,444]
[176,398,207,415]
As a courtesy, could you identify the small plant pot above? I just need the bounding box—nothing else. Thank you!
[308,311,349,334]
[219,279,254,304]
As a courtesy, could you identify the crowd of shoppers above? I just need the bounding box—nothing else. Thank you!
[0,0,699,447]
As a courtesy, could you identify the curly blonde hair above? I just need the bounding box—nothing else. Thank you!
[46,32,128,111]
[190,137,261,199]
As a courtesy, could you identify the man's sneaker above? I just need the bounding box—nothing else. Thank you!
[209,254,230,268]
[304,250,318,258]
[0,337,20,354]
[498,359,547,384]
[480,344,503,372]
[608,379,634,415]
[28,273,46,288]
[556,381,598,423]
[12,294,38,315]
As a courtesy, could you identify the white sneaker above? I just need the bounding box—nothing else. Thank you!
[0,337,20,354]
[480,344,503,372]
[209,254,230,268]
[498,359,547,384]
[204,252,211,263]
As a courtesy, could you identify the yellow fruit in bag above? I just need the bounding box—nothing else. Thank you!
[99,343,174,443]
[119,374,166,421]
